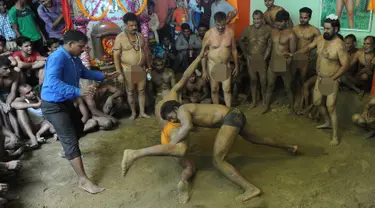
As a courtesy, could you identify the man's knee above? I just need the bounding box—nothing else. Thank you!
[211,86,219,94]
[326,104,336,113]
[223,85,231,93]
[60,138,81,160]
[212,155,224,168]
[99,118,113,130]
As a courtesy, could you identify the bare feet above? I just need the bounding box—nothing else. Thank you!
[235,187,261,202]
[287,145,299,155]
[78,177,105,194]
[261,107,270,115]
[6,160,22,171]
[177,180,190,204]
[329,137,339,146]
[316,122,332,129]
[248,102,257,110]
[129,114,137,120]
[139,113,151,118]
[121,149,135,177]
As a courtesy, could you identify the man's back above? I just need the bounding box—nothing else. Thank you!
[179,103,230,127]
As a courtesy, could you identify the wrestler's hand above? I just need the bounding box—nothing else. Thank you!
[202,71,210,82]
[81,85,97,98]
[0,183,8,195]
[1,103,10,114]
[6,160,22,171]
[232,66,239,77]
[104,71,120,81]
[36,97,42,108]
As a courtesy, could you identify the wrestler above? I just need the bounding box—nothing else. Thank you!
[239,10,271,108]
[11,84,56,148]
[73,97,98,133]
[293,15,349,145]
[348,36,375,88]
[0,56,20,137]
[352,96,375,139]
[202,11,238,107]
[264,0,293,28]
[122,101,298,202]
[151,57,176,101]
[263,10,297,114]
[113,12,151,120]
[183,72,211,104]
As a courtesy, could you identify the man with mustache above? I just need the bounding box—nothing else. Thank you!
[114,13,152,120]
[292,15,350,145]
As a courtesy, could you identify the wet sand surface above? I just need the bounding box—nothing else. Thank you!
[7,91,375,208]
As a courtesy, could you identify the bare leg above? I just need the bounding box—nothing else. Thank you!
[213,125,261,202]
[263,69,277,114]
[300,76,317,112]
[15,110,38,148]
[125,81,137,120]
[177,158,196,204]
[326,81,339,145]
[259,68,267,107]
[281,70,295,114]
[83,119,98,133]
[248,69,259,109]
[92,116,113,130]
[345,0,355,28]
[336,0,345,19]
[210,79,220,105]
[340,75,363,95]
[8,112,20,138]
[138,79,150,118]
[222,77,232,108]
[35,121,51,143]
[121,142,188,176]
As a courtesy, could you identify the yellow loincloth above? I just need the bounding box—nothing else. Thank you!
[161,122,181,144]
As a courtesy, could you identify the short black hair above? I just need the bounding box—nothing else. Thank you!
[365,36,375,43]
[16,36,31,47]
[198,23,209,29]
[345,34,357,42]
[181,23,190,31]
[0,35,5,45]
[324,18,341,32]
[160,100,181,120]
[63,30,88,44]
[0,55,11,67]
[18,83,31,93]
[253,10,263,17]
[337,34,344,41]
[47,38,61,48]
[123,12,138,24]
[214,11,227,22]
[299,7,312,18]
[275,10,290,22]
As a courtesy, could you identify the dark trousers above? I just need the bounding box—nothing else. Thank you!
[41,100,84,160]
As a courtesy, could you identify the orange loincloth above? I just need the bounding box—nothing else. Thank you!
[161,122,181,144]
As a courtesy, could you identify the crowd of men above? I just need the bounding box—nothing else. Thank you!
[0,0,373,206]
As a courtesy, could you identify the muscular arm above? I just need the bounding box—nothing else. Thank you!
[170,107,193,144]
[331,43,350,80]
[11,97,39,109]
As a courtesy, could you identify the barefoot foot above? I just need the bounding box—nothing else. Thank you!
[78,178,105,194]
[36,136,46,143]
[139,113,151,118]
[329,138,339,146]
[177,180,190,204]
[121,149,135,177]
[235,187,261,202]
[316,122,332,129]
[364,131,375,139]
[261,107,270,115]
[128,114,137,120]
[53,134,58,141]
[287,145,299,155]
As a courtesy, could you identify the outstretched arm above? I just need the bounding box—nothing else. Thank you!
[295,37,319,55]
[170,107,193,144]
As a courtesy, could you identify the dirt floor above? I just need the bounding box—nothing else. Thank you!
[6,91,375,208]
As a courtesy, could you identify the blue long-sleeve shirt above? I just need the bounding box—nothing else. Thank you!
[41,46,104,102]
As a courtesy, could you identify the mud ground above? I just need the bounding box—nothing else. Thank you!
[7,91,375,208]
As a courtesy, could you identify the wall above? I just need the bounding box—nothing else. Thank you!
[250,0,375,45]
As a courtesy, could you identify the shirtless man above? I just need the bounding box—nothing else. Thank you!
[122,100,298,203]
[202,11,238,107]
[293,16,349,145]
[352,96,375,139]
[348,36,375,89]
[73,97,98,133]
[11,84,56,148]
[114,12,151,120]
[151,58,176,102]
[340,34,363,95]
[89,80,124,116]
[0,56,20,137]
[183,72,211,104]
[263,10,297,114]
[239,10,271,108]
[264,0,293,29]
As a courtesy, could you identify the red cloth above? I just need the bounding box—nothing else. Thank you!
[61,0,73,33]
[371,74,375,95]
[13,51,40,63]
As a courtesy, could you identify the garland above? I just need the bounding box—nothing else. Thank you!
[76,0,112,21]
[117,0,147,16]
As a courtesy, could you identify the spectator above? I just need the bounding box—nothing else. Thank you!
[197,23,209,42]
[154,0,176,41]
[174,23,201,72]
[210,0,238,28]
[160,36,176,69]
[148,1,160,43]
[199,0,214,27]
[46,37,60,55]
[0,0,17,52]
[8,0,46,54]
[172,0,189,39]
[188,0,203,32]
[37,0,65,40]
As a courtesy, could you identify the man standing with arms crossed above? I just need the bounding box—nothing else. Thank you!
[41,30,117,193]
[293,15,349,145]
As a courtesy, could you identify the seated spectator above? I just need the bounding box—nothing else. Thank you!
[46,37,60,55]
[0,56,20,139]
[148,1,159,43]
[174,23,201,72]
[197,23,209,42]
[0,0,17,52]
[160,36,176,69]
[150,57,176,102]
[13,37,46,86]
[148,31,159,58]
[172,0,189,39]
[37,0,65,40]
[183,72,211,104]
[11,84,56,149]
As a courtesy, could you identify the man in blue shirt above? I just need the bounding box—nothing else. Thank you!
[41,30,118,194]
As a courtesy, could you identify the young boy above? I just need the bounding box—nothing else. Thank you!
[46,38,60,55]
[13,37,46,86]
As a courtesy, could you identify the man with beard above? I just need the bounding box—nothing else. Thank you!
[340,34,364,96]
[263,0,293,28]
[239,10,271,109]
[202,11,238,107]
[113,13,152,120]
[292,15,349,145]
[292,7,321,110]
[183,72,211,104]
[151,57,176,103]
[263,10,297,114]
